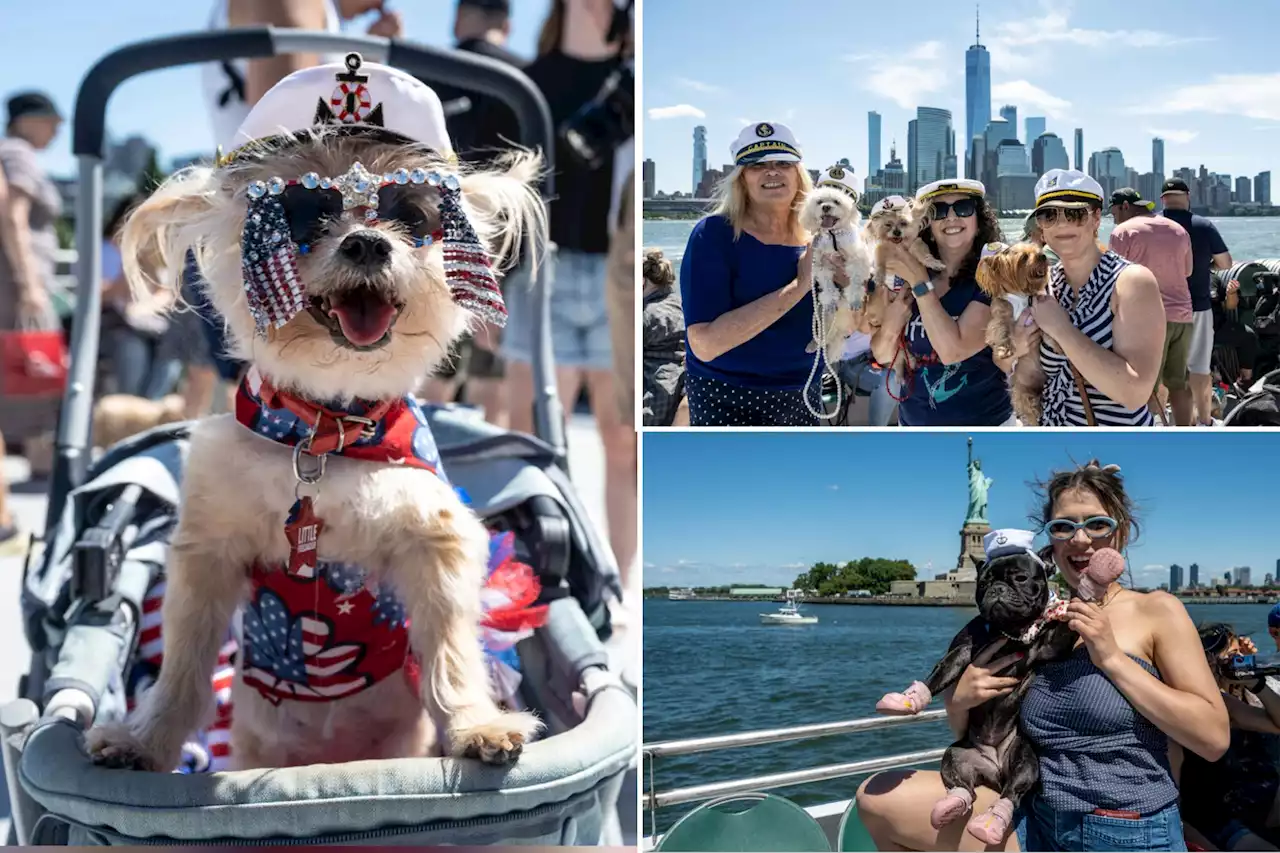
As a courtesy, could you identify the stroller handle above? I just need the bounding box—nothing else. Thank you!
[52,29,568,534]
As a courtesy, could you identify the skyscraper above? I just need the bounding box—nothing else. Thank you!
[692,125,707,196]
[907,119,918,193]
[868,111,882,179]
[1237,566,1253,588]
[915,107,953,187]
[1190,563,1200,588]
[1000,104,1017,129]
[1170,564,1183,592]
[1031,133,1069,175]
[1025,117,1046,145]
[642,158,656,198]
[1257,171,1272,205]
[1152,137,1164,179]
[1236,175,1251,204]
[964,5,991,180]
[1073,128,1083,171]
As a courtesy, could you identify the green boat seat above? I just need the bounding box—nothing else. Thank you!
[837,800,877,852]
[656,793,832,852]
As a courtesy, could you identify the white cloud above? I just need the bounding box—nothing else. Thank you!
[987,10,1210,72]
[848,41,950,109]
[648,104,706,120]
[676,77,723,95]
[991,81,1072,120]
[1146,128,1198,144]
[828,484,840,491]
[1140,73,1280,122]
[783,562,807,569]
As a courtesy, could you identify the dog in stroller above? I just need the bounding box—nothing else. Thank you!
[82,55,552,773]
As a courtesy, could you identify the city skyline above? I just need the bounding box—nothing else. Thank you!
[643,0,1280,197]
[643,433,1278,590]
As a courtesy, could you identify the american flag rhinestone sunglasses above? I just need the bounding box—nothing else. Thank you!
[245,162,450,250]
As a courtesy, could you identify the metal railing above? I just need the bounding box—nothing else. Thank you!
[643,710,949,840]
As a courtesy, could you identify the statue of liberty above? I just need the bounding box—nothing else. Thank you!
[966,437,993,524]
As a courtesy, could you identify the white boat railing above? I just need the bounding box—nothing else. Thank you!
[643,710,948,837]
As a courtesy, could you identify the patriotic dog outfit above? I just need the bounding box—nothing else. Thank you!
[126,55,545,772]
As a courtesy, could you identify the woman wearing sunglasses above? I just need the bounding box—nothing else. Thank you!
[857,460,1228,852]
[872,179,1014,426]
[1009,169,1166,426]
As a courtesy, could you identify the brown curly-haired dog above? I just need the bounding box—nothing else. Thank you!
[975,243,1052,425]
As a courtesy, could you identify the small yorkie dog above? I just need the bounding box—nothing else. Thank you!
[975,242,1053,425]
[866,196,945,290]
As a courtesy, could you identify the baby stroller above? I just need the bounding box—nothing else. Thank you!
[0,29,637,846]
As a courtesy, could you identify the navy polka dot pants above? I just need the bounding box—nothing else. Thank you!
[686,373,822,426]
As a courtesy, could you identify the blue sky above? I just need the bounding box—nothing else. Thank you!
[642,0,1280,194]
[643,432,1278,590]
[6,0,553,178]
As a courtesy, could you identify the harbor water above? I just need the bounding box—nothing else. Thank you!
[642,216,1280,278]
[642,598,1276,832]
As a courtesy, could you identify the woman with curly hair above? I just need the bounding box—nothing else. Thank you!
[871,179,1014,426]
[642,249,686,426]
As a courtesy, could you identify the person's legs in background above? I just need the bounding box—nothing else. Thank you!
[1189,308,1216,425]
[462,323,509,428]
[1161,321,1194,426]
[109,325,152,398]
[500,264,537,434]
[837,353,898,427]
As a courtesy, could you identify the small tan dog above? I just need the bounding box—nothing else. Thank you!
[865,195,945,289]
[92,394,187,450]
[84,55,546,772]
[975,242,1052,425]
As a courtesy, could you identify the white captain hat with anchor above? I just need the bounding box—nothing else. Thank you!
[916,178,986,202]
[1034,169,1105,211]
[731,121,803,167]
[870,195,910,216]
[983,528,1043,565]
[814,164,860,201]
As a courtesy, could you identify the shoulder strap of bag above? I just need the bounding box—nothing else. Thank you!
[1067,361,1097,427]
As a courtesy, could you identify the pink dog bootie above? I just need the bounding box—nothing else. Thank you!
[930,786,975,829]
[966,796,1015,844]
[1077,548,1125,601]
[875,681,932,715]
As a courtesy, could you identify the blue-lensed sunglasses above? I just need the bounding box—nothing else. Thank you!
[1045,516,1118,540]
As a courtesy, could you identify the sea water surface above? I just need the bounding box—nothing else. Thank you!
[642,598,1275,832]
[643,216,1280,277]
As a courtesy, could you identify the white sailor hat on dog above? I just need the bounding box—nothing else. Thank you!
[1034,169,1104,212]
[870,195,910,216]
[983,528,1040,563]
[732,121,802,167]
[225,52,454,161]
[916,178,985,202]
[814,164,860,201]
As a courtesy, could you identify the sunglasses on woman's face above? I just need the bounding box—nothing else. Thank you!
[1046,516,1118,540]
[1034,207,1090,227]
[930,198,977,219]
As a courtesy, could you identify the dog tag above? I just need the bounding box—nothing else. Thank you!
[284,496,324,578]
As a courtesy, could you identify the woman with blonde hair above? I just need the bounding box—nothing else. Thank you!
[680,121,832,426]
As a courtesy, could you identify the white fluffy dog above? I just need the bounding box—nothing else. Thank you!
[83,55,547,772]
[799,167,873,364]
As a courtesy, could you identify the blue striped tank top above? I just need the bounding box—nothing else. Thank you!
[1039,252,1155,426]
[1019,646,1178,814]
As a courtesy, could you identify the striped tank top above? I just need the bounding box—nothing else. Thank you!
[1020,647,1178,814]
[1039,252,1154,426]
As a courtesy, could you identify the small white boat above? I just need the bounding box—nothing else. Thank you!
[760,592,818,625]
[669,588,696,601]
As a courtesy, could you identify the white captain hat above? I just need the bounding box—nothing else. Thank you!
[870,195,910,216]
[814,164,860,200]
[916,178,986,202]
[983,529,1042,564]
[1034,169,1105,211]
[222,52,454,162]
[732,121,802,167]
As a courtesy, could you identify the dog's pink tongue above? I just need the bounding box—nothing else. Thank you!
[329,291,397,347]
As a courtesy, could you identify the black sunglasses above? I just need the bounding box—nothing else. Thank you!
[930,198,977,219]
[1034,206,1090,227]
[278,184,441,250]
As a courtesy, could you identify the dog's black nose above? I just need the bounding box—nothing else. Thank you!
[338,231,393,270]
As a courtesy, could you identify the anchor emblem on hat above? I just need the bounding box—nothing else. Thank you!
[314,53,386,128]
[756,122,774,138]
[830,166,845,179]
[996,534,1008,545]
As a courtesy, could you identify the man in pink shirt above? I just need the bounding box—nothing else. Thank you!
[1109,188,1194,425]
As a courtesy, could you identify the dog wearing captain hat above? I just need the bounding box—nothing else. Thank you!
[797,165,874,363]
[87,53,548,773]
[867,191,945,292]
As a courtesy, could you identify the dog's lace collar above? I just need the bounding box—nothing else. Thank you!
[993,589,1068,644]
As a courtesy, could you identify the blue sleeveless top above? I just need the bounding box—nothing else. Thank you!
[679,215,814,391]
[1020,646,1178,814]
[897,275,1012,426]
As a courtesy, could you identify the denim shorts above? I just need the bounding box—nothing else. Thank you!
[502,250,612,371]
[1015,794,1186,852]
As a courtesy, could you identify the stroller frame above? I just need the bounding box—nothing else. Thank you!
[2,29,635,847]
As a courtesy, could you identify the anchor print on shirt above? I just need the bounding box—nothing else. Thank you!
[906,312,969,408]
